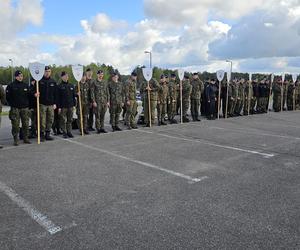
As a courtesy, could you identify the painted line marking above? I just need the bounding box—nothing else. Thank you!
[0,181,62,235]
[136,130,275,158]
[65,139,207,184]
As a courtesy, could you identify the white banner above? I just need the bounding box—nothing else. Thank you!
[282,73,285,82]
[292,73,298,83]
[271,73,274,83]
[216,70,225,82]
[177,69,185,81]
[249,73,252,82]
[142,68,153,82]
[227,71,231,82]
[72,64,84,82]
[29,62,45,81]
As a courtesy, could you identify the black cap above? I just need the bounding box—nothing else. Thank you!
[160,74,165,79]
[170,73,176,78]
[193,72,198,76]
[97,70,104,74]
[131,71,137,77]
[45,66,51,70]
[111,70,118,76]
[184,73,189,79]
[14,70,22,77]
[61,71,67,77]
[164,74,169,78]
[86,68,92,72]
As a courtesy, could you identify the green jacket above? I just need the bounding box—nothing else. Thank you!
[124,79,137,102]
[75,81,90,105]
[108,81,124,105]
[190,79,204,100]
[91,79,110,104]
[0,84,5,112]
[182,79,192,100]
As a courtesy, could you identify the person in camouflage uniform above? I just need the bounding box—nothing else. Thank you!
[167,73,178,124]
[142,78,159,127]
[282,80,288,111]
[251,79,259,114]
[243,79,253,115]
[0,83,6,148]
[57,72,76,138]
[234,79,245,116]
[124,71,138,130]
[295,80,300,110]
[182,74,192,123]
[108,71,124,132]
[6,70,32,146]
[257,79,270,113]
[272,79,282,112]
[91,70,110,134]
[287,81,295,111]
[157,75,169,126]
[39,66,57,141]
[86,68,96,131]
[75,73,90,134]
[229,79,238,117]
[190,73,204,121]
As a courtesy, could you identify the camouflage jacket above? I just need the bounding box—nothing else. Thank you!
[141,79,159,101]
[0,84,5,112]
[90,79,110,104]
[108,81,124,105]
[190,79,204,100]
[124,78,137,102]
[182,79,192,100]
[158,83,169,104]
[75,81,90,105]
[168,80,177,102]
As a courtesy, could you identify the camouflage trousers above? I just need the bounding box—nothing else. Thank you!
[157,102,167,123]
[243,98,252,115]
[95,103,107,130]
[40,104,54,133]
[110,103,122,127]
[88,107,95,129]
[182,98,190,117]
[125,100,138,128]
[167,100,177,120]
[30,109,37,132]
[144,98,157,125]
[228,98,236,115]
[287,96,295,111]
[190,99,200,120]
[59,108,73,133]
[76,103,89,131]
[273,95,281,112]
[234,98,244,115]
[257,97,268,112]
[9,107,29,140]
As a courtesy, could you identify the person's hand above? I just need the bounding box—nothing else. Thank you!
[107,102,110,108]
[34,92,40,98]
[92,102,97,108]
[58,108,61,114]
[127,101,131,106]
[121,103,124,107]
[53,104,57,110]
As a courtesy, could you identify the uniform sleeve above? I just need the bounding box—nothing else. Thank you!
[106,83,110,103]
[90,81,95,103]
[5,84,11,106]
[0,85,6,105]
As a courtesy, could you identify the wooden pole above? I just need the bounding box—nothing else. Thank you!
[248,80,251,116]
[77,81,84,136]
[281,80,284,112]
[293,85,296,111]
[36,81,41,144]
[217,80,221,119]
[147,81,152,127]
[180,80,183,124]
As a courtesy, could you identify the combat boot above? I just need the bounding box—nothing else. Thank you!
[115,126,122,131]
[13,136,19,146]
[45,131,54,141]
[23,138,31,144]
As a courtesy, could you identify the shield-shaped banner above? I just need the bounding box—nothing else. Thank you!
[72,64,84,82]
[282,73,286,82]
[29,62,45,81]
[142,68,153,82]
[227,71,231,82]
[271,73,275,83]
[292,73,298,83]
[216,70,225,82]
[178,69,185,81]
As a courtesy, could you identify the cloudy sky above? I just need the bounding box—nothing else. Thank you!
[1,0,300,74]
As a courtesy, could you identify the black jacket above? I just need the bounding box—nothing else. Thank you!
[39,76,57,105]
[57,81,76,108]
[6,80,31,109]
[206,84,218,102]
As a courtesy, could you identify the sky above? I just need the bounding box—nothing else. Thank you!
[1,0,300,74]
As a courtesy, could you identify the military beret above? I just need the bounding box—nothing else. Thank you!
[164,74,169,78]
[131,71,137,77]
[14,70,22,77]
[160,74,165,79]
[170,73,176,78]
[97,70,104,74]
[193,72,198,76]
[45,66,51,70]
[86,68,92,72]
[61,71,67,77]
[111,71,118,76]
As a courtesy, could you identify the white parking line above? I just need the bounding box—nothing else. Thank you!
[65,139,208,184]
[0,181,62,235]
[136,130,275,158]
[208,126,300,140]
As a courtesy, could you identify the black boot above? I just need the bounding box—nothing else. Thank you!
[40,133,46,142]
[100,128,108,133]
[45,132,54,141]
[67,132,74,138]
[115,126,122,131]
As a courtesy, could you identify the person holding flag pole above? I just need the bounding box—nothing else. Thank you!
[216,70,225,119]
[292,74,298,111]
[29,62,45,145]
[281,73,285,112]
[267,74,274,113]
[72,65,85,136]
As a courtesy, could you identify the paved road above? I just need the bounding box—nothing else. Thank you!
[0,111,299,249]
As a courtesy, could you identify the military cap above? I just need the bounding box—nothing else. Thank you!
[170,73,176,78]
[193,72,198,76]
[86,68,92,72]
[97,70,104,74]
[45,66,51,70]
[131,71,137,77]
[160,74,165,79]
[61,71,67,77]
[164,74,169,78]
[14,70,22,77]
